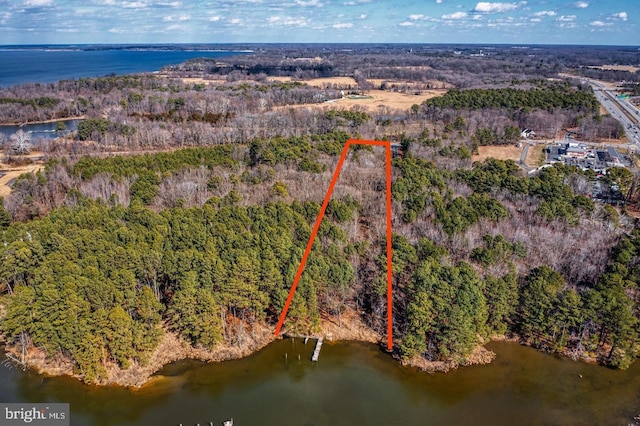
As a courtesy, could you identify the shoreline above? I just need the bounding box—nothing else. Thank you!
[0,310,495,388]
[0,311,604,388]
[0,116,85,127]
[0,309,384,388]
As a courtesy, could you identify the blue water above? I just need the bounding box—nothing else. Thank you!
[0,46,251,87]
[0,119,80,141]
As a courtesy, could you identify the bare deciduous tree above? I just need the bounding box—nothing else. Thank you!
[10,130,31,155]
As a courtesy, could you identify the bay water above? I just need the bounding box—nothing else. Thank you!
[0,46,250,87]
[1,340,638,426]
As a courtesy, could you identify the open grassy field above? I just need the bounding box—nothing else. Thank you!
[588,65,639,73]
[526,145,546,167]
[174,76,450,112]
[178,77,227,85]
[472,145,523,163]
[291,89,447,112]
[268,76,359,88]
[269,76,451,90]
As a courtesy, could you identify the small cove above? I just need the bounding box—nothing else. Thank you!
[1,340,638,425]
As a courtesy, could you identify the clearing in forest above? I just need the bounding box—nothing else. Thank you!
[588,65,639,73]
[0,156,44,197]
[270,76,449,111]
[472,145,523,163]
[279,89,447,112]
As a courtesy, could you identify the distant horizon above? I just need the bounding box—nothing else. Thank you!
[1,42,639,48]
[1,1,637,46]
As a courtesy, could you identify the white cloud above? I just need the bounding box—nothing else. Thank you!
[611,12,628,21]
[282,17,309,26]
[358,14,367,19]
[121,1,147,8]
[23,0,53,6]
[436,0,443,3]
[158,1,182,6]
[473,2,522,13]
[333,22,353,28]
[267,16,309,26]
[296,0,323,6]
[284,17,298,25]
[590,20,606,26]
[399,21,415,26]
[229,18,242,24]
[574,1,588,8]
[209,16,221,22]
[162,14,188,22]
[409,14,426,20]
[442,12,468,19]
[533,10,556,17]
[557,15,576,22]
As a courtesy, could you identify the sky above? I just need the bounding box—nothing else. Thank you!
[0,0,638,45]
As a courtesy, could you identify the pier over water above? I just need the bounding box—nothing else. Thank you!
[312,337,323,362]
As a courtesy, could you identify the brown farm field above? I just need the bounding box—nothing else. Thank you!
[588,65,639,73]
[269,76,451,90]
[171,76,450,112]
[290,89,447,112]
[177,77,227,85]
[268,76,359,88]
[269,76,450,111]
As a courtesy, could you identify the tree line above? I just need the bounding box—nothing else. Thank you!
[422,85,599,112]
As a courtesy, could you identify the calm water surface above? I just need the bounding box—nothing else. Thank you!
[1,341,639,426]
[0,119,81,141]
[0,47,249,87]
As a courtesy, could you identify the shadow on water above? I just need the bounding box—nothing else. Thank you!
[1,340,639,426]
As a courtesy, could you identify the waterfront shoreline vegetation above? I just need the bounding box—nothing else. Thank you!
[0,44,639,386]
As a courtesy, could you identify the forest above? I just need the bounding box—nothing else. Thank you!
[0,44,638,384]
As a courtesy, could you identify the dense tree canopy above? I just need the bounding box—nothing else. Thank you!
[423,86,599,113]
[0,198,356,382]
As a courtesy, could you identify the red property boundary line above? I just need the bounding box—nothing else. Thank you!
[273,139,394,351]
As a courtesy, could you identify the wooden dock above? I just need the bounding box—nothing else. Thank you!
[311,337,323,362]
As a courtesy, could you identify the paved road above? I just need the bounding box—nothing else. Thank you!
[520,143,530,166]
[586,78,640,146]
